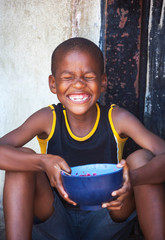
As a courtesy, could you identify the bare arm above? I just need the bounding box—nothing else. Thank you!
[112,106,165,185]
[0,107,76,204]
[0,107,52,171]
[130,153,165,185]
[113,106,165,155]
[0,145,42,171]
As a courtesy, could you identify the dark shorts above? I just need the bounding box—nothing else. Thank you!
[32,191,136,240]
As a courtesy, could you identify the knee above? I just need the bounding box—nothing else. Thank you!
[5,170,35,179]
[126,149,154,170]
[5,169,36,186]
[5,147,36,177]
[4,147,37,195]
[4,171,36,203]
[4,147,36,181]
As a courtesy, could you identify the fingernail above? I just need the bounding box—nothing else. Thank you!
[117,163,122,167]
[102,204,106,208]
[112,192,116,196]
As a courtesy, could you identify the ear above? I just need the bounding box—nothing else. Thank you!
[100,74,107,93]
[49,75,57,94]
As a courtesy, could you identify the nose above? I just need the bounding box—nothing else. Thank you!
[72,77,86,88]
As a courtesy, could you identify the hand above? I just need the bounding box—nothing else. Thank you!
[41,154,77,206]
[102,160,132,210]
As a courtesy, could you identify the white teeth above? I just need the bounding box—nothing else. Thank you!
[69,95,89,102]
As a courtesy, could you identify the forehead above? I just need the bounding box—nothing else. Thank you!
[55,50,100,72]
[58,49,95,62]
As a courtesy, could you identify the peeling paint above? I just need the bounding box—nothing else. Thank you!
[102,0,141,117]
[117,8,128,29]
[71,0,81,37]
[121,32,129,37]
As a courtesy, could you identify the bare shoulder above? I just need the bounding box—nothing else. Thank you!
[112,105,137,120]
[26,106,53,128]
[111,105,143,137]
[21,106,54,138]
[0,106,54,147]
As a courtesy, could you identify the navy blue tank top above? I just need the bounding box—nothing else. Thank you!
[37,102,127,165]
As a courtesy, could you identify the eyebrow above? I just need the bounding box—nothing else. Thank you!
[60,71,74,75]
[60,71,97,75]
[84,72,97,75]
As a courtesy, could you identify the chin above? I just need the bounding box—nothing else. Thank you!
[69,105,91,115]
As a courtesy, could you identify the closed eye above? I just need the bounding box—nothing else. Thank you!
[84,75,96,81]
[61,75,74,80]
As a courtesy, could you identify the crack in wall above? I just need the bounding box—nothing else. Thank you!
[71,0,81,37]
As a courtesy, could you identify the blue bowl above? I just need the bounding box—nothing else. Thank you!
[61,163,123,211]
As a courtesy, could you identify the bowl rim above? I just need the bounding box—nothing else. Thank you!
[61,163,123,178]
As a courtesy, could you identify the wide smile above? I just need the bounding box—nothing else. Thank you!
[68,94,91,103]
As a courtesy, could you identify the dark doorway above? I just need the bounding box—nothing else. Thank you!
[100,0,165,140]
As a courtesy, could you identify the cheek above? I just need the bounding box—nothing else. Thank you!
[55,83,70,101]
[91,82,102,94]
[55,83,65,93]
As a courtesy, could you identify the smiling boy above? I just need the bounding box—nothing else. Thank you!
[0,37,165,240]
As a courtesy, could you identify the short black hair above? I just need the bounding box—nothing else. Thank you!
[51,37,104,75]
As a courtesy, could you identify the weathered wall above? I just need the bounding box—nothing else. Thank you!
[101,0,165,154]
[101,0,142,117]
[100,0,142,156]
[0,0,101,203]
[144,0,165,138]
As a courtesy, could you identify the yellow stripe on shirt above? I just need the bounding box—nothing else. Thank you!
[108,104,128,162]
[37,105,56,154]
[63,103,100,142]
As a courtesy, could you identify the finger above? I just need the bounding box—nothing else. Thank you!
[102,199,122,207]
[123,165,129,176]
[56,180,77,205]
[104,205,123,211]
[102,200,123,209]
[58,159,71,174]
[120,159,126,165]
[117,159,126,168]
[102,202,121,208]
[54,171,77,205]
[112,186,127,197]
[63,195,77,205]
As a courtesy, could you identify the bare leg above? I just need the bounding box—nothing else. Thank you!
[3,148,54,240]
[3,171,36,240]
[127,149,165,240]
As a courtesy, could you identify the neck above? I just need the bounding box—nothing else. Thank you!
[64,104,98,138]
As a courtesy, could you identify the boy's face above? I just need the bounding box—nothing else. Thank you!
[49,50,107,116]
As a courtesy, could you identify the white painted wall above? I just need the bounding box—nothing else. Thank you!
[0,0,101,203]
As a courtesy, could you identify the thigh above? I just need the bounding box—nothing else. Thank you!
[18,147,54,221]
[34,171,54,222]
